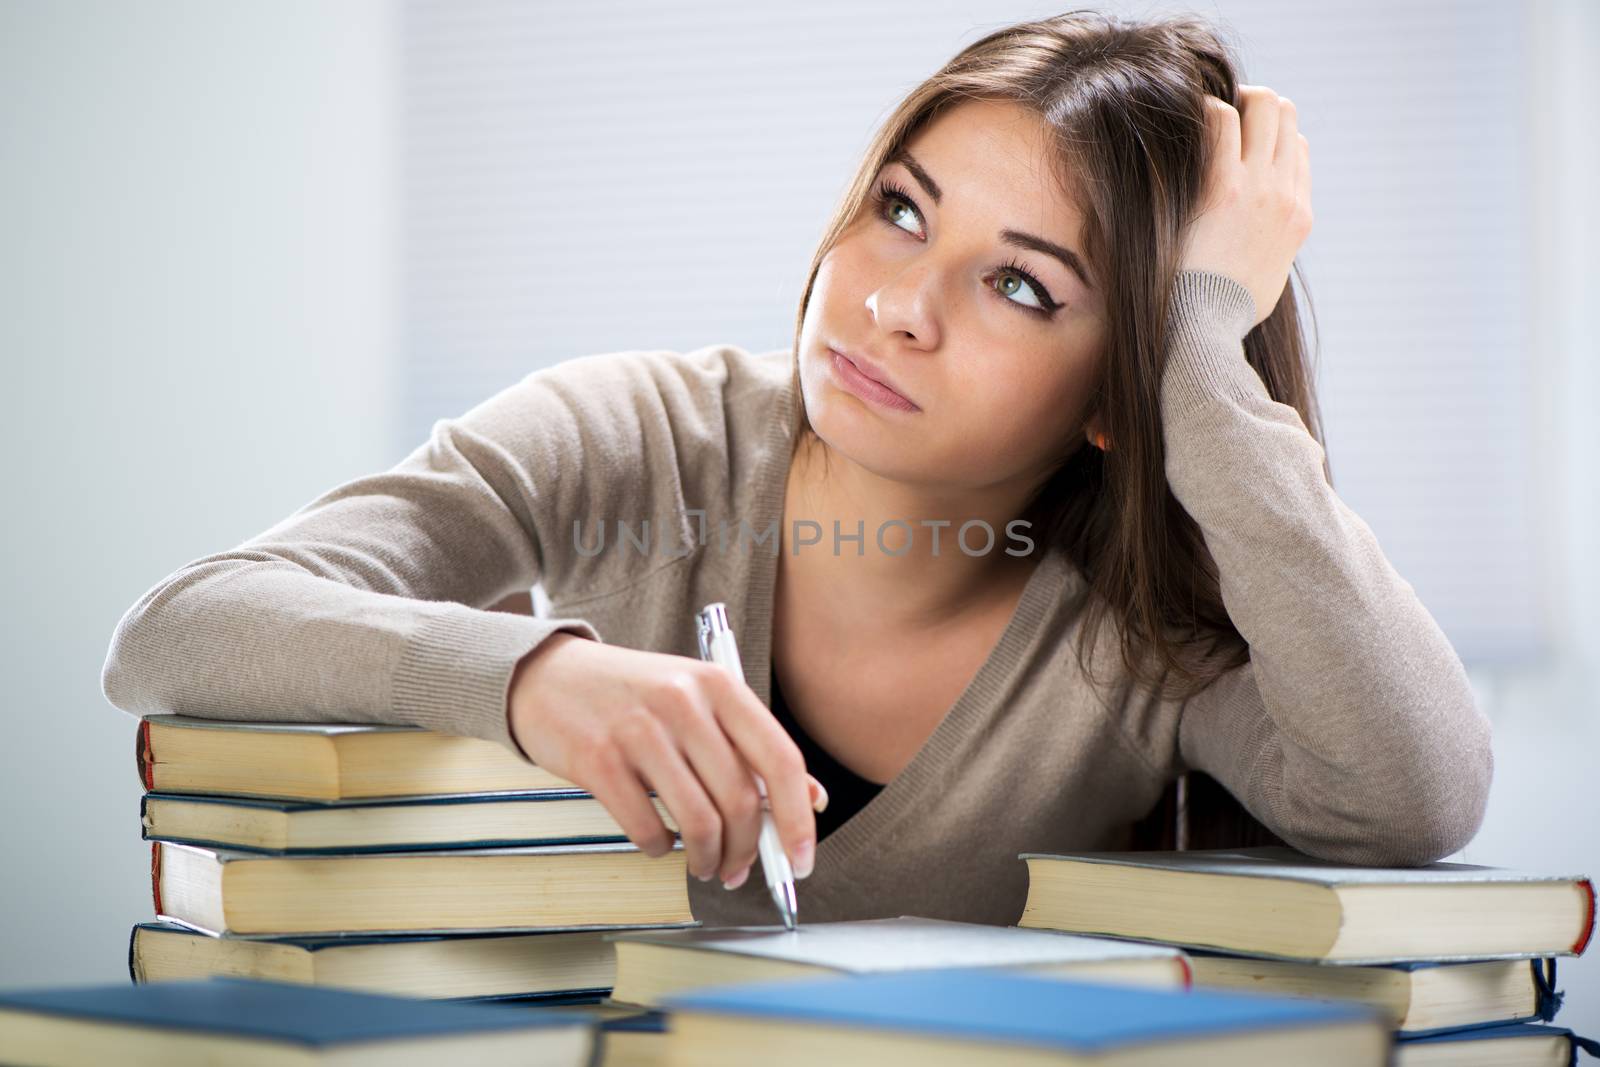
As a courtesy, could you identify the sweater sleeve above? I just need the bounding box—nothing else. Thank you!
[1161,270,1494,867]
[96,353,669,753]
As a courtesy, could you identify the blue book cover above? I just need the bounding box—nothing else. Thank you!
[660,968,1383,1052]
[601,1009,669,1034]
[0,977,593,1047]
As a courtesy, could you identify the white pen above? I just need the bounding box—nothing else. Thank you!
[695,602,799,930]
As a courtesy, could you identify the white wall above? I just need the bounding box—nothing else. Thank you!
[0,0,397,984]
[1459,0,1600,1036]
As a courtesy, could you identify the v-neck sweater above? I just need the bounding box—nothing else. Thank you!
[101,270,1494,929]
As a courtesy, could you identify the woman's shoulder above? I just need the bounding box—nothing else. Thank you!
[648,342,795,428]
[511,342,797,593]
[523,341,793,439]
[536,340,790,390]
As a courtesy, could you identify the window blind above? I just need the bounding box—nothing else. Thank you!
[401,0,1546,665]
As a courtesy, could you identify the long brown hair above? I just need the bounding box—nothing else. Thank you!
[786,9,1328,706]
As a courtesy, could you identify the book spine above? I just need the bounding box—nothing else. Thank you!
[137,718,155,791]
[127,924,141,984]
[1574,878,1596,956]
[150,841,163,918]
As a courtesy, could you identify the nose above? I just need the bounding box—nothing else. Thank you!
[865,260,941,349]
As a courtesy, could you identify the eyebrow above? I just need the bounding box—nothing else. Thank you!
[887,148,1093,290]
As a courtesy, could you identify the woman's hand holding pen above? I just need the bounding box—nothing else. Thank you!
[506,632,827,889]
[1181,85,1313,328]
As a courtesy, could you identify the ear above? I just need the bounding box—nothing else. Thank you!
[1083,410,1107,449]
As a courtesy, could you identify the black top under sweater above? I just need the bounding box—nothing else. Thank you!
[768,665,885,841]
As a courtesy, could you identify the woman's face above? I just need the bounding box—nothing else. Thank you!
[797,97,1108,496]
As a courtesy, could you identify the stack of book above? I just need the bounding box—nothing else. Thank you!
[1014,846,1598,1064]
[596,914,1195,1062]
[129,714,697,1005]
[120,720,1598,1063]
[593,850,1597,1064]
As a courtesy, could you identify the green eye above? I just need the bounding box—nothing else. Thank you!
[991,261,1053,314]
[870,179,1061,319]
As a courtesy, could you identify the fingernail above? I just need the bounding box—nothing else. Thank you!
[793,839,814,880]
[812,783,829,813]
[722,864,751,891]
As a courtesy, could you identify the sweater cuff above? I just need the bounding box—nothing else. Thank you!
[1160,270,1268,422]
[391,605,601,753]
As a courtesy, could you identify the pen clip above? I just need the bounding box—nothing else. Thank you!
[696,602,730,663]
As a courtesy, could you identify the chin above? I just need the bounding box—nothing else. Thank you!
[799,368,878,456]
[800,378,936,488]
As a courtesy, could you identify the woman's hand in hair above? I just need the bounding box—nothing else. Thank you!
[506,632,826,888]
[1181,85,1313,327]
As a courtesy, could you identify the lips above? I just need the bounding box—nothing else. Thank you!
[829,347,917,409]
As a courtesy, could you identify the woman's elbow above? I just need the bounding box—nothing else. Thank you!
[1366,777,1490,867]
[101,600,163,715]
[1282,704,1495,868]
[1410,697,1495,860]
[1325,718,1494,867]
[101,568,201,716]
[1400,726,1494,864]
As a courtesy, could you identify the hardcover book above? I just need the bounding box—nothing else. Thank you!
[1394,1020,1600,1065]
[137,714,575,801]
[1186,952,1556,1033]
[1017,847,1595,964]
[150,839,695,936]
[0,977,593,1066]
[605,916,1190,1007]
[659,968,1390,1065]
[140,788,676,853]
[129,921,619,1000]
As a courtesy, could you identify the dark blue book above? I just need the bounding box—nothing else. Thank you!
[139,788,674,853]
[1395,1020,1600,1065]
[594,1007,671,1064]
[128,921,617,1001]
[659,968,1391,1064]
[0,977,594,1065]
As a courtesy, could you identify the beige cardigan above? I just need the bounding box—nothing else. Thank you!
[101,270,1494,927]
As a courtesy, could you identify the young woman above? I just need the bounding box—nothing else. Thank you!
[102,11,1492,928]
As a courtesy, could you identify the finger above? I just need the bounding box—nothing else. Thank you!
[705,669,817,877]
[1273,96,1299,170]
[1199,96,1241,218]
[1238,84,1280,167]
[662,676,766,881]
[619,717,724,882]
[809,774,830,813]
[1204,94,1241,166]
[583,749,676,860]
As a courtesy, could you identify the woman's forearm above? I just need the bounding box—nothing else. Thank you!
[1162,270,1493,865]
